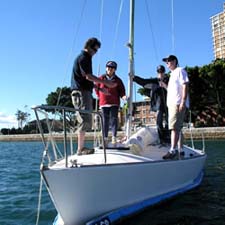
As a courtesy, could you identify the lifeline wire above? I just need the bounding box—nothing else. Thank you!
[112,0,124,58]
[145,0,159,62]
[94,0,104,147]
[56,0,87,108]
[96,0,104,77]
[35,3,88,223]
[171,0,175,53]
[35,174,43,225]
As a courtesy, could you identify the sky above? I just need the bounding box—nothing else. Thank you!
[0,0,224,129]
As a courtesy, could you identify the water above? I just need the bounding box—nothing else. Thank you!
[0,142,56,225]
[0,140,224,225]
[119,140,225,225]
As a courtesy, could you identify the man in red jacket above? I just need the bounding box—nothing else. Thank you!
[95,61,127,145]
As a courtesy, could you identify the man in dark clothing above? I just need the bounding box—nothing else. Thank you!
[133,65,170,144]
[71,37,116,155]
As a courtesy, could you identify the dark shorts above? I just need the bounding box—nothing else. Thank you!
[71,90,93,132]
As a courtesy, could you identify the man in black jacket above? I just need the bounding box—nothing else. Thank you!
[133,65,170,144]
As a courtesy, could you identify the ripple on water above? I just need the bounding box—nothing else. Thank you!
[0,140,225,225]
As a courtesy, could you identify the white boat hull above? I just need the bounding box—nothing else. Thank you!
[43,151,206,225]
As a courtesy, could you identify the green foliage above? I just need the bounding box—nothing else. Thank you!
[1,128,10,135]
[3,59,225,135]
[188,59,225,126]
[137,59,225,127]
[45,86,75,126]
[137,87,150,97]
[46,86,73,108]
[15,109,30,129]
[122,102,128,114]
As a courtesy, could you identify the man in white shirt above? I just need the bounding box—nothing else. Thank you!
[162,55,189,159]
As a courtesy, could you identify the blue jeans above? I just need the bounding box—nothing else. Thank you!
[101,106,119,138]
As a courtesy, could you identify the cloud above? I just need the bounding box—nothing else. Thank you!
[0,112,17,129]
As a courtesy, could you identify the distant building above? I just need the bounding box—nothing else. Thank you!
[117,99,157,130]
[211,3,225,59]
[132,99,156,127]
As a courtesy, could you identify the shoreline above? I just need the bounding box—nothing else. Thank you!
[0,127,225,142]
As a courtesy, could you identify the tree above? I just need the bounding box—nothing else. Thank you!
[188,59,225,126]
[1,128,10,135]
[136,60,225,127]
[15,110,30,129]
[137,87,150,97]
[201,59,225,110]
[46,86,73,108]
[45,86,75,128]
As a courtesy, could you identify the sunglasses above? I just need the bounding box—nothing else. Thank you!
[91,47,98,53]
[165,59,174,63]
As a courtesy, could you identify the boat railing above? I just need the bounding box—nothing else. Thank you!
[184,110,205,154]
[32,105,107,167]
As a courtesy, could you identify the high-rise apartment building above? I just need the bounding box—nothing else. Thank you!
[211,3,225,59]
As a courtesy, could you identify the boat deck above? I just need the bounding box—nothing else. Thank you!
[50,144,202,169]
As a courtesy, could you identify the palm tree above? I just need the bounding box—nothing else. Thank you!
[15,110,30,129]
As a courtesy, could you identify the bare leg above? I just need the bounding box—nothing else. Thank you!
[163,129,180,159]
[78,131,85,152]
[170,129,179,151]
[178,131,184,150]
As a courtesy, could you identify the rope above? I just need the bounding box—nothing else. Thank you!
[99,0,104,45]
[93,0,104,148]
[35,131,63,225]
[35,174,43,225]
[56,0,87,108]
[95,0,104,77]
[49,1,88,142]
[144,0,159,62]
[171,0,175,53]
[112,0,124,58]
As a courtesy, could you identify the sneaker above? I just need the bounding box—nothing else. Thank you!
[162,151,177,160]
[111,136,116,144]
[77,147,94,156]
[180,151,185,156]
[177,151,185,159]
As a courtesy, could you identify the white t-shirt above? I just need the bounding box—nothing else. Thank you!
[167,67,190,108]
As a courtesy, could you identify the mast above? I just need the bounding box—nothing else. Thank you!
[126,0,135,138]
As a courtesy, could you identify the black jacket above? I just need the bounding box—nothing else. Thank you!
[133,75,169,112]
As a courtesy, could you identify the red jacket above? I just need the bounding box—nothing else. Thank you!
[95,74,126,107]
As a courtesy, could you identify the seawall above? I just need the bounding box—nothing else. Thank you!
[0,127,225,142]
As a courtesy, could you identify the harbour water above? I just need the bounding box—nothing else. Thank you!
[0,139,224,225]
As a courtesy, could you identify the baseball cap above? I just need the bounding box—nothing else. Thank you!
[162,55,178,63]
[106,61,117,69]
[156,65,165,73]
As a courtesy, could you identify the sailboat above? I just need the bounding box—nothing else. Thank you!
[34,1,206,225]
